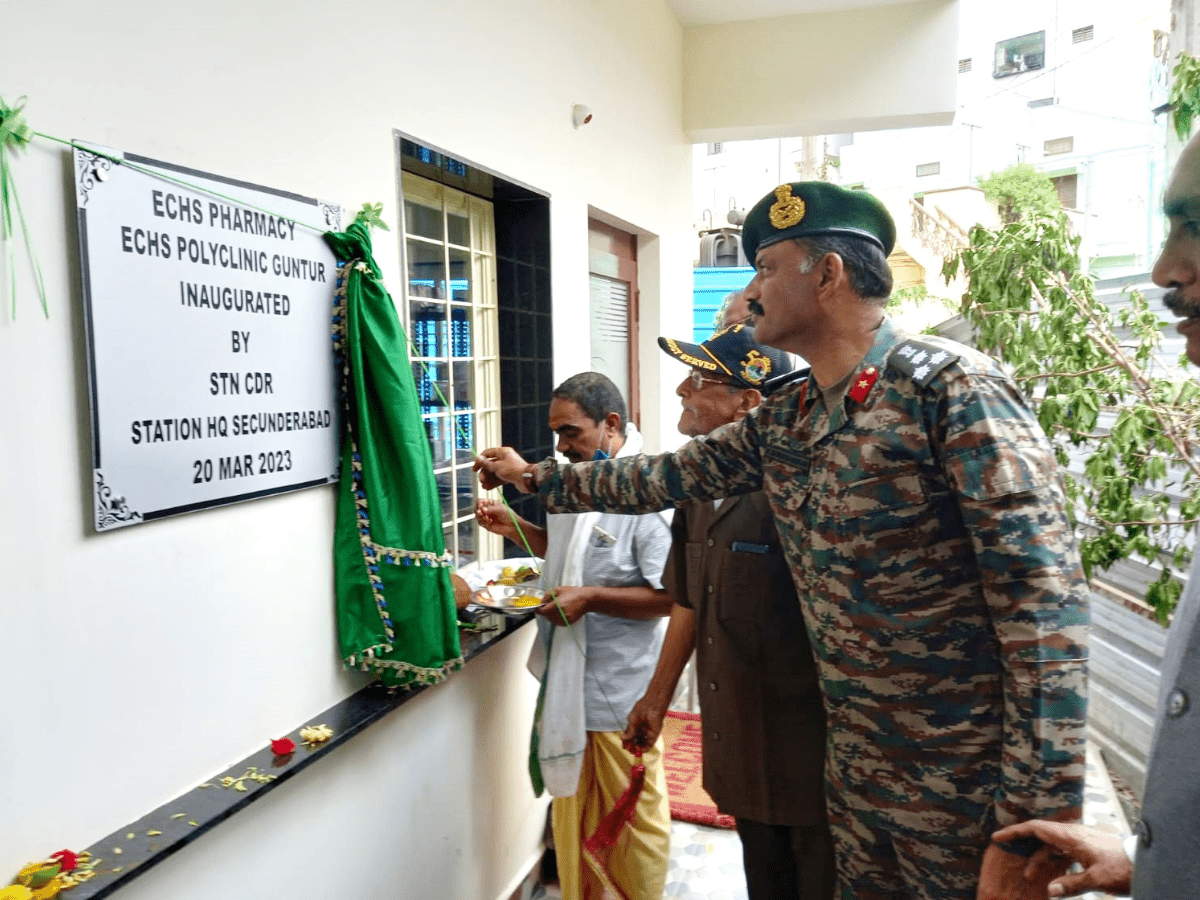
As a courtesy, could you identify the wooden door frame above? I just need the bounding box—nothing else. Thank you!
[587,218,640,425]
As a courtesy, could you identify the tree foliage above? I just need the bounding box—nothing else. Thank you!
[978,163,1062,224]
[1170,51,1200,142]
[944,212,1200,622]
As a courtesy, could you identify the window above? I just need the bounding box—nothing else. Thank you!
[707,142,724,155]
[1072,25,1093,43]
[397,134,554,564]
[994,31,1045,78]
[588,219,640,424]
[1044,136,1074,156]
[916,162,941,177]
[958,58,972,74]
[1051,173,1078,209]
[402,172,500,567]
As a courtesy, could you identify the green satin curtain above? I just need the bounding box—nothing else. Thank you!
[325,219,462,687]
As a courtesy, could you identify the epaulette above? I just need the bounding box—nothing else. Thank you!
[762,366,810,397]
[888,340,959,388]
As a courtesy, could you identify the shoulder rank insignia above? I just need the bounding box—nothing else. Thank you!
[847,365,878,403]
[888,340,960,387]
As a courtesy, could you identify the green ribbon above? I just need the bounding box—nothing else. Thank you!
[0,95,47,319]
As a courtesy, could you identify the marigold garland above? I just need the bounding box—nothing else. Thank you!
[6,851,95,898]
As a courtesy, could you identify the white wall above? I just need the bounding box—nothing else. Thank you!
[681,0,959,143]
[839,0,1170,271]
[0,1,692,896]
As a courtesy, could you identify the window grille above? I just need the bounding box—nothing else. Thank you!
[1044,136,1074,156]
[402,173,500,567]
[994,31,1046,77]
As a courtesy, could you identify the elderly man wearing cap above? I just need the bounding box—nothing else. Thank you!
[623,318,834,900]
[476,181,1088,900]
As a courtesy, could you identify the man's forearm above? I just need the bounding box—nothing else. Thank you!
[583,585,674,619]
[535,425,764,515]
[510,519,548,557]
[640,605,698,708]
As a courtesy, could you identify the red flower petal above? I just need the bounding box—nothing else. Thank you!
[270,737,296,755]
[49,850,78,872]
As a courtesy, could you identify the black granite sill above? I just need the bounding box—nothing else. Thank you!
[67,612,533,899]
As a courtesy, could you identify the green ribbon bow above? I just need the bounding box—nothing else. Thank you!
[0,95,48,318]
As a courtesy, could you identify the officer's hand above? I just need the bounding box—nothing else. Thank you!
[537,585,590,625]
[475,447,535,492]
[988,820,1131,897]
[976,840,1070,900]
[475,499,520,542]
[622,696,666,754]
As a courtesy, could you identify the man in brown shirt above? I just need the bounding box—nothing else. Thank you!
[622,311,834,899]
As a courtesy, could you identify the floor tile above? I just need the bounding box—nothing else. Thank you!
[661,742,1128,899]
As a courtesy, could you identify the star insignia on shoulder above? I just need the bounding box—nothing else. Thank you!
[913,364,931,380]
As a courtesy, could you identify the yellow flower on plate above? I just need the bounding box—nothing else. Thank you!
[0,885,35,900]
[30,881,62,900]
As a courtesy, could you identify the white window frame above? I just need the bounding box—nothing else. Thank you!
[400,172,501,567]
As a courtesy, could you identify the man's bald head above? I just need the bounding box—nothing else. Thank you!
[718,290,752,329]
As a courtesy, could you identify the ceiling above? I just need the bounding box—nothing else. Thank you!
[665,0,924,26]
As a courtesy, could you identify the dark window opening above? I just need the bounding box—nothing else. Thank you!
[994,31,1045,78]
[1051,173,1078,210]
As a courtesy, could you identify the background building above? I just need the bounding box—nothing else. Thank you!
[694,0,1172,331]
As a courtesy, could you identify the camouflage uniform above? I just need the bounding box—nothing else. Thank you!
[530,319,1089,900]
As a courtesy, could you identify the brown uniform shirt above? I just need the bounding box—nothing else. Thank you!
[664,492,827,826]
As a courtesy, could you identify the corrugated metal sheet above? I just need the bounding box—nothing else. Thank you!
[692,266,755,343]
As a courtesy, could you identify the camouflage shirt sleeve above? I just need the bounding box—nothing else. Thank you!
[934,366,1089,828]
[534,412,766,514]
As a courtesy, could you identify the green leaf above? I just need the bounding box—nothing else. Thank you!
[355,202,390,231]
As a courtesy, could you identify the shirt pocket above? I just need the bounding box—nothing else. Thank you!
[829,471,961,608]
[720,546,790,623]
[942,441,1054,500]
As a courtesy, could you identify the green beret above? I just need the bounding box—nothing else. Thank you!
[741,182,896,260]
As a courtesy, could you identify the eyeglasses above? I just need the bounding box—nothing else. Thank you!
[687,370,739,391]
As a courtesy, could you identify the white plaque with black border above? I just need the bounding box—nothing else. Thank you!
[74,145,342,531]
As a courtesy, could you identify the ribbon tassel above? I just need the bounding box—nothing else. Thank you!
[581,753,647,900]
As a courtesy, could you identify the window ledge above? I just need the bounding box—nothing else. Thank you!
[66,612,533,898]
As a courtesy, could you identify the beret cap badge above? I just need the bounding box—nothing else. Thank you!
[768,184,806,230]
